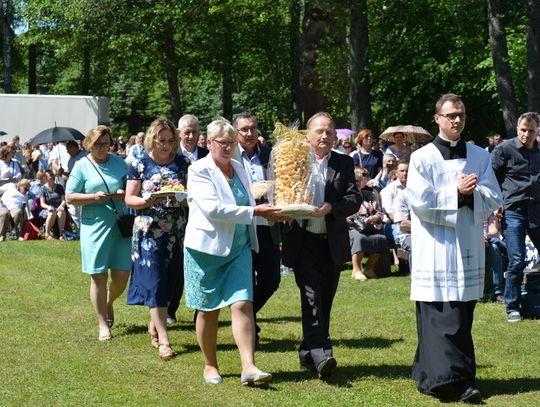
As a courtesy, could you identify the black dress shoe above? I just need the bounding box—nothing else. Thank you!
[459,386,482,403]
[300,356,316,372]
[317,357,337,380]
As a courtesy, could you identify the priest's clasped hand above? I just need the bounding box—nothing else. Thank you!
[457,173,478,196]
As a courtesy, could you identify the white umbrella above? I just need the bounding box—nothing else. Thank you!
[380,125,432,144]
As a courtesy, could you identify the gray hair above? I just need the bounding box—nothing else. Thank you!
[517,112,540,127]
[178,114,200,130]
[207,118,237,141]
[306,111,336,130]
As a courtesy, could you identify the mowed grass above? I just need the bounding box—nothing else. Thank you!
[1,240,540,406]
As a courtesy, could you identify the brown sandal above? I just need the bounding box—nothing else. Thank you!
[148,332,159,349]
[159,343,173,361]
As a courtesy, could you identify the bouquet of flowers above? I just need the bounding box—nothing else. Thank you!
[141,173,185,200]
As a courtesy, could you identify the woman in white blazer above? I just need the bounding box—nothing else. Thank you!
[184,118,282,386]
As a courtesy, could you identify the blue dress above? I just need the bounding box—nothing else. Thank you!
[66,155,131,274]
[126,153,189,307]
[184,173,253,311]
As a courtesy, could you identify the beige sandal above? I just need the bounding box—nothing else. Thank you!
[148,332,159,349]
[159,343,173,361]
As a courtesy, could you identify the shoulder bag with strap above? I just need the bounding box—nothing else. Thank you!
[86,156,134,238]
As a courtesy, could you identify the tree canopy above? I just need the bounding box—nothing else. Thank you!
[1,0,537,143]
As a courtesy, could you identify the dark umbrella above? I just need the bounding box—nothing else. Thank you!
[30,126,85,146]
[0,131,7,137]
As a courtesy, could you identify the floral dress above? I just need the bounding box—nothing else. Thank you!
[126,152,189,307]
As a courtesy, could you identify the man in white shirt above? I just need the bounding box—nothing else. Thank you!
[282,112,361,380]
[232,112,279,349]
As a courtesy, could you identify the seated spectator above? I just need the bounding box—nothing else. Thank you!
[29,170,46,216]
[380,160,409,263]
[342,141,354,156]
[126,132,145,165]
[484,209,506,303]
[393,187,412,272]
[348,166,389,280]
[371,153,397,190]
[0,179,31,241]
[39,169,67,240]
[66,141,88,230]
[0,144,22,187]
[525,234,540,269]
[385,132,411,160]
[351,129,383,183]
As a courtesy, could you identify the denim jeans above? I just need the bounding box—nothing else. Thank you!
[502,209,540,313]
[485,241,506,296]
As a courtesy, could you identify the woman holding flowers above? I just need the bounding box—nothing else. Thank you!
[124,118,190,361]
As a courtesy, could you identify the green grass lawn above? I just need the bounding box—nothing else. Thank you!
[1,240,539,406]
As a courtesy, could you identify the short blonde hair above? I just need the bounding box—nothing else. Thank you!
[144,118,179,152]
[83,125,112,151]
[207,118,236,142]
[16,178,31,191]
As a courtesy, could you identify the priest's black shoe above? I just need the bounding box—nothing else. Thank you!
[459,386,482,403]
[317,357,337,380]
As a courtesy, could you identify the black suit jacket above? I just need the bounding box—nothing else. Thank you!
[196,146,209,159]
[282,151,362,268]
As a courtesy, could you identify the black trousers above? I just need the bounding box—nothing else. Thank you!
[412,300,477,399]
[252,225,281,334]
[167,250,184,318]
[293,231,341,368]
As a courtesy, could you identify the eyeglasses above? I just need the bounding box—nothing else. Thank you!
[437,112,466,121]
[94,142,110,149]
[237,127,257,134]
[213,139,237,148]
[155,138,175,146]
[343,145,352,149]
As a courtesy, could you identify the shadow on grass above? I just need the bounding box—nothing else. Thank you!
[480,377,540,399]
[119,319,233,337]
[275,363,412,387]
[256,336,403,353]
[257,315,301,324]
[334,337,404,349]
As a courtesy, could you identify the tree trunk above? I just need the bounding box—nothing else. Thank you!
[221,21,233,121]
[82,45,91,95]
[161,19,182,123]
[1,0,14,93]
[290,0,303,123]
[527,0,540,112]
[487,0,518,137]
[349,0,372,131]
[301,0,330,124]
[28,44,37,94]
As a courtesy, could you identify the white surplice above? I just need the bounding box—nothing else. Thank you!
[407,143,502,302]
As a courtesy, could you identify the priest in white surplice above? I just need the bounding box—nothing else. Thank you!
[407,94,502,403]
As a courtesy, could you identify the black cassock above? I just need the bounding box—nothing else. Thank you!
[412,301,477,398]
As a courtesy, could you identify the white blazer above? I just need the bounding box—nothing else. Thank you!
[184,155,259,256]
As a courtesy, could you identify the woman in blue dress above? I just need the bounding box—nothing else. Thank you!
[66,126,132,341]
[125,118,189,361]
[184,119,283,385]
[351,129,383,181]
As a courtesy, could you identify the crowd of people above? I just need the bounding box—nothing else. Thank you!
[1,95,540,402]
